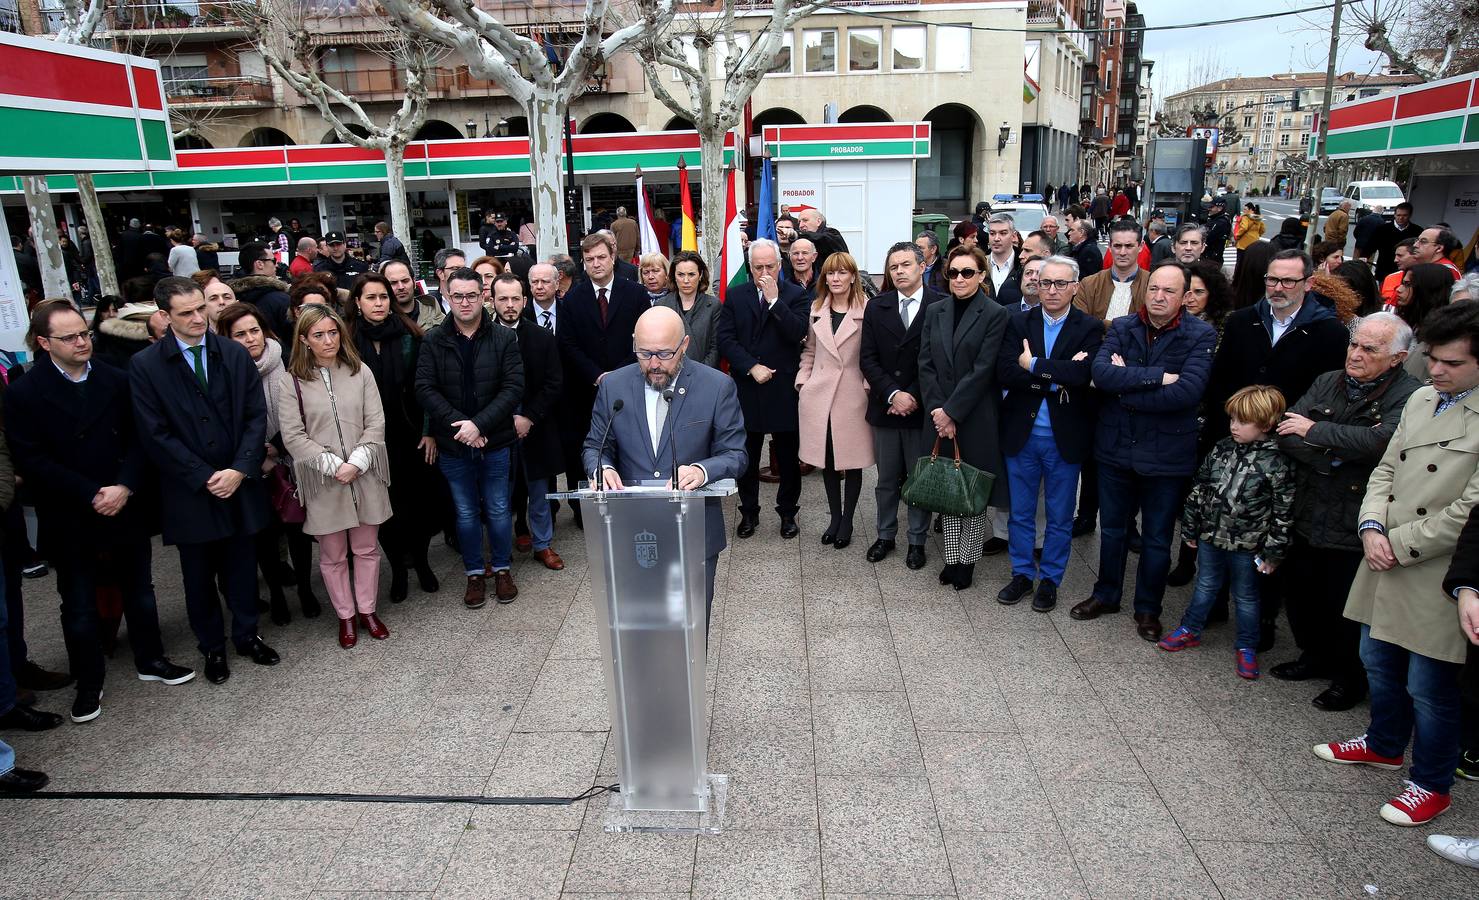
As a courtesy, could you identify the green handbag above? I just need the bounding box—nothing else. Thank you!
[901,437,994,518]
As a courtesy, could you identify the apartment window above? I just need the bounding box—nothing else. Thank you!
[802,29,837,74]
[1242,115,1253,129]
[1300,133,1310,146]
[162,52,210,88]
[1224,98,1235,111]
[1241,135,1251,147]
[935,25,970,72]
[1280,133,1291,146]
[892,26,924,71]
[766,31,793,75]
[1303,113,1312,126]
[849,28,881,72]
[1262,111,1274,126]
[1281,116,1292,128]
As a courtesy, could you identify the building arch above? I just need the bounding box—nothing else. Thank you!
[239,127,295,147]
[919,103,980,217]
[319,124,371,144]
[838,105,891,124]
[752,107,806,129]
[580,112,637,134]
[501,116,529,137]
[663,115,696,131]
[414,119,466,140]
[174,133,212,150]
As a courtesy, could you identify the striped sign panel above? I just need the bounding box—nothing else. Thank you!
[0,31,174,173]
[1326,72,1479,159]
[762,123,931,161]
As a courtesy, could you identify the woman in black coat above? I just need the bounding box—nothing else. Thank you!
[344,274,443,603]
[918,245,1010,591]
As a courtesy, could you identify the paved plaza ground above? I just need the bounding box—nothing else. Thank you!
[0,471,1475,898]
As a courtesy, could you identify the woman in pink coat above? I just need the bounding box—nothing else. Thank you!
[797,252,874,549]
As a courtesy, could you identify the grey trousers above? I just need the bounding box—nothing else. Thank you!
[873,425,932,544]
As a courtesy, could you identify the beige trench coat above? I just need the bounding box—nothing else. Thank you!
[796,304,875,470]
[277,362,393,536]
[1345,387,1479,664]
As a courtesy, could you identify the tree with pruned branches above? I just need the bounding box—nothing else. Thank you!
[631,0,824,267]
[1298,0,1479,81]
[378,0,676,257]
[237,0,441,255]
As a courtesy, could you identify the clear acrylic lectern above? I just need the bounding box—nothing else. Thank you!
[551,480,736,833]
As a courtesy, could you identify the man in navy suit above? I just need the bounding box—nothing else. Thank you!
[994,256,1104,613]
[559,232,648,513]
[716,238,811,539]
[860,241,941,569]
[583,307,747,623]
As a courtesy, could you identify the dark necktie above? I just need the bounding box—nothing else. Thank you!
[541,310,553,332]
[187,345,207,391]
[597,287,608,326]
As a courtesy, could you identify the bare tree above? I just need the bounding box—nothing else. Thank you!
[378,0,675,257]
[1298,0,1479,81]
[632,0,823,266]
[238,0,438,254]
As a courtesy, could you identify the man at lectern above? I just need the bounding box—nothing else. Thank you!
[583,307,748,624]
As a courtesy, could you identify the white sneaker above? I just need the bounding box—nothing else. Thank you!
[1427,835,1479,869]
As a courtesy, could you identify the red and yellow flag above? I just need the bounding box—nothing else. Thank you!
[678,156,697,252]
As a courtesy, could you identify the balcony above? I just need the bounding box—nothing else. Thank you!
[317,63,623,102]
[165,75,272,107]
[101,2,253,39]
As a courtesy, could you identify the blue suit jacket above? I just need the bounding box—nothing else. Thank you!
[582,361,748,558]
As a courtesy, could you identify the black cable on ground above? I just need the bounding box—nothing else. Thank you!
[1,784,620,806]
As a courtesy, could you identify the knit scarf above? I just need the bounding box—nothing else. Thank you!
[254,338,285,439]
[353,314,408,402]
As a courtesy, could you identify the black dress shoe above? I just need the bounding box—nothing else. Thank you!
[982,536,1008,556]
[1133,612,1163,642]
[952,563,975,591]
[414,560,440,593]
[0,703,63,732]
[203,651,230,684]
[236,637,280,667]
[997,574,1033,606]
[1070,597,1121,620]
[906,545,927,570]
[0,768,49,793]
[736,513,758,539]
[1312,682,1366,712]
[779,517,799,539]
[1270,659,1329,682]
[866,539,896,562]
[1071,516,1097,538]
[939,564,958,585]
[1033,581,1058,612]
[15,660,73,692]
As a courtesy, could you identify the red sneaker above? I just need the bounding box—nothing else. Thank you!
[1312,735,1404,769]
[1381,781,1451,826]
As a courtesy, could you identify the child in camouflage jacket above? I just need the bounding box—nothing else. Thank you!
[1158,385,1293,679]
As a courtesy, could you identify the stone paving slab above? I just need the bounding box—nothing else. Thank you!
[0,470,1474,897]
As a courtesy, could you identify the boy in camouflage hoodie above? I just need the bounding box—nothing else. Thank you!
[1159,385,1293,678]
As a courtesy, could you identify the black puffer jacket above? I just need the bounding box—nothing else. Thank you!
[414,313,524,457]
[230,275,293,346]
[1277,366,1421,551]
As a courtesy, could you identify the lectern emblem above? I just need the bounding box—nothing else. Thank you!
[634,531,659,569]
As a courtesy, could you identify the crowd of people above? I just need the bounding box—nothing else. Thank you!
[2,198,1479,868]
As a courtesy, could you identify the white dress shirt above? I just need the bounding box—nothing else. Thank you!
[533,300,557,333]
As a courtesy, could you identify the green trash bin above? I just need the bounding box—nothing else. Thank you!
[913,213,952,250]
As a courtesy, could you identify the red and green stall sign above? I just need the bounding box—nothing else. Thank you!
[1325,72,1479,159]
[762,123,932,161]
[0,30,174,174]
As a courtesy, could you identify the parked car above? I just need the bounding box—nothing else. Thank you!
[1343,180,1406,218]
[1319,187,1343,214]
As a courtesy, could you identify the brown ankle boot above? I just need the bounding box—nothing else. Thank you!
[464,574,487,609]
[493,569,518,604]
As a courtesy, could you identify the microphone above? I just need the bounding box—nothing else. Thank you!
[663,390,679,487]
[591,397,623,491]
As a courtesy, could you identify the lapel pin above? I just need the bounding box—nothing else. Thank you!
[678,387,686,395]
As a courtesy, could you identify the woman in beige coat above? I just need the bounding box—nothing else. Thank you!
[797,252,874,549]
[278,304,394,649]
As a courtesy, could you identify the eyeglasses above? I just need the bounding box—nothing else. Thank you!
[1414,237,1435,245]
[634,348,679,361]
[448,292,482,304]
[256,257,274,265]
[945,268,979,280]
[1038,279,1074,291]
[46,330,92,345]
[1263,276,1307,289]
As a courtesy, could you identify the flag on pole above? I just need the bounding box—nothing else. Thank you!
[635,168,660,257]
[757,156,776,242]
[677,156,697,252]
[719,166,749,305]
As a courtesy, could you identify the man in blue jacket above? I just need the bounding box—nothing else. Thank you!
[1071,262,1217,641]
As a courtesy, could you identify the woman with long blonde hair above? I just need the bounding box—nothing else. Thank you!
[278,304,395,648]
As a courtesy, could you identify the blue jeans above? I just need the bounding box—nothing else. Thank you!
[516,446,553,552]
[440,448,513,575]
[1093,463,1186,616]
[1359,624,1463,794]
[1005,431,1080,585]
[1180,544,1261,649]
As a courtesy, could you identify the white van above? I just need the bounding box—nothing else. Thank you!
[1343,180,1406,218]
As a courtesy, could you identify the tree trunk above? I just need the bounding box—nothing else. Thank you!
[22,176,72,301]
[76,173,119,298]
[527,92,569,259]
[697,126,728,271]
[384,139,413,264]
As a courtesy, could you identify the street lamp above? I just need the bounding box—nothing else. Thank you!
[997,122,1011,152]
[465,119,476,139]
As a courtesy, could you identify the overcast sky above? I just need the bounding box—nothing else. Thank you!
[1134,0,1387,94]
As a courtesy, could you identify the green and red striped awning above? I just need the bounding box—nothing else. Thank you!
[762,123,931,161]
[1325,73,1479,159]
[0,31,173,174]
